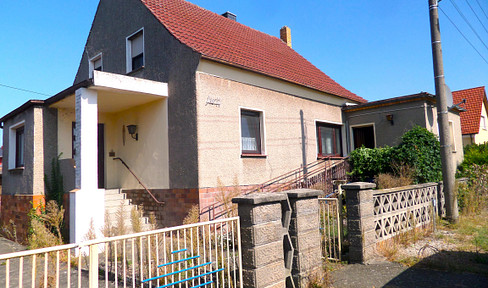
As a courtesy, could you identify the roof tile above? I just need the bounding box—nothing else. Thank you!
[452,86,486,135]
[140,0,366,103]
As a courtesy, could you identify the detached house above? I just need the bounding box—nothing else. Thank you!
[452,86,488,146]
[0,0,366,242]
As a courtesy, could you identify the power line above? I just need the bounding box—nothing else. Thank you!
[449,0,488,52]
[439,6,488,65]
[0,83,50,97]
[466,0,488,35]
[475,0,488,22]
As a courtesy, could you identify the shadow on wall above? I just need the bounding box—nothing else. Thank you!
[384,251,488,287]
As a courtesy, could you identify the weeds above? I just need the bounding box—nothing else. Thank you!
[28,200,65,249]
[216,176,242,218]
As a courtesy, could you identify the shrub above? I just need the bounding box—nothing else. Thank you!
[348,146,393,181]
[28,201,65,249]
[392,126,442,183]
[44,154,64,207]
[459,143,488,173]
[457,164,488,215]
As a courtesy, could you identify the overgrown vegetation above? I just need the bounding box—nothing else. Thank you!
[375,163,415,189]
[458,142,488,173]
[215,175,242,218]
[349,126,442,184]
[44,154,64,207]
[28,200,65,249]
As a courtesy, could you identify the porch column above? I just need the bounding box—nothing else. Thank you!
[70,88,104,244]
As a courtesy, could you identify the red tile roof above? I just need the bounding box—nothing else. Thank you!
[452,86,487,135]
[140,0,366,103]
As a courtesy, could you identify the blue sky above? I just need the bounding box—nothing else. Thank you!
[1,0,488,142]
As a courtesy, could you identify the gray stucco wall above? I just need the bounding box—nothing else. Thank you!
[73,0,201,189]
[43,108,58,191]
[345,100,430,149]
[2,108,36,195]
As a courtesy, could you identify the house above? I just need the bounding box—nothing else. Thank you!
[0,0,366,242]
[452,86,488,146]
[343,92,464,167]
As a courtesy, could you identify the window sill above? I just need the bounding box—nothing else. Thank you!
[9,167,25,172]
[241,153,267,158]
[317,155,343,160]
[127,66,145,75]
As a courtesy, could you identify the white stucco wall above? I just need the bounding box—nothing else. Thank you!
[475,101,488,144]
[195,69,348,188]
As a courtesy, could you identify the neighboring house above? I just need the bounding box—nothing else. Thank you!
[343,92,464,167]
[452,86,488,146]
[0,146,3,186]
[0,0,366,242]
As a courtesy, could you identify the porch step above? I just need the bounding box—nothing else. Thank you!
[104,189,154,234]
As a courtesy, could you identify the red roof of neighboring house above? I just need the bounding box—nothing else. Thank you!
[141,0,366,103]
[452,86,487,135]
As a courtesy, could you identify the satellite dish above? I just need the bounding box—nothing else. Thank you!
[445,84,453,108]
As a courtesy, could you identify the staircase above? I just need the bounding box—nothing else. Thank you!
[104,189,153,234]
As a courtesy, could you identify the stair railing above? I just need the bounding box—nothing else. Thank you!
[113,157,165,205]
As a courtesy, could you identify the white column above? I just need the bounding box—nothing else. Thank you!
[70,88,105,244]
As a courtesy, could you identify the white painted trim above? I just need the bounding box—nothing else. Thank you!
[350,122,376,151]
[92,71,168,97]
[89,53,103,78]
[126,27,144,73]
[238,106,266,155]
[314,119,343,126]
[8,120,25,169]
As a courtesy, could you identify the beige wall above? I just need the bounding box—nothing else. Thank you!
[57,99,169,190]
[475,101,488,145]
[195,71,346,188]
[33,107,44,195]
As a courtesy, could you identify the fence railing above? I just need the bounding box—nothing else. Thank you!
[0,217,242,288]
[319,198,342,261]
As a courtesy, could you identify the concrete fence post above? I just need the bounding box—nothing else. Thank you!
[232,193,288,288]
[286,189,323,287]
[342,182,376,263]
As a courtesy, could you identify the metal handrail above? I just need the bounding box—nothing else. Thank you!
[113,157,165,205]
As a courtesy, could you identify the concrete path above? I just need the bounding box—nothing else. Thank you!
[331,260,488,288]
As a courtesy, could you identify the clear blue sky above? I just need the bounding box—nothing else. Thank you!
[1,0,488,143]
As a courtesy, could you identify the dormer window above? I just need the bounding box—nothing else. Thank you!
[89,53,103,78]
[126,29,144,73]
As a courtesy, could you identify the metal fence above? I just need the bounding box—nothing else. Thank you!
[318,197,342,262]
[0,217,242,288]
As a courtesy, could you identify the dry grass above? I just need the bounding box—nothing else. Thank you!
[216,176,242,218]
[28,200,65,249]
[376,163,414,189]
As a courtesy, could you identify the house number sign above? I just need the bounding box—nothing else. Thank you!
[205,96,221,107]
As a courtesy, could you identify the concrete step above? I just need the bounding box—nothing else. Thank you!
[104,193,127,201]
[105,198,132,209]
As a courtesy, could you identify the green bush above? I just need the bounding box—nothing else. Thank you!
[459,143,488,173]
[349,126,442,184]
[457,164,488,215]
[392,126,442,183]
[349,146,393,181]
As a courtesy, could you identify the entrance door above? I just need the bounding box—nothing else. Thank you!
[352,126,375,149]
[98,124,105,189]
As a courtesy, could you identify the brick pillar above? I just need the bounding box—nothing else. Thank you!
[343,182,376,263]
[286,189,322,287]
[232,193,287,288]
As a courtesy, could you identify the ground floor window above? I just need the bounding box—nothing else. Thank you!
[241,109,263,154]
[352,125,375,149]
[15,126,25,168]
[316,123,342,157]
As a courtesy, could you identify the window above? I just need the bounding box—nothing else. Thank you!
[449,120,456,152]
[240,109,264,155]
[316,123,342,157]
[15,126,25,167]
[481,115,487,130]
[126,29,144,72]
[89,53,102,77]
[351,125,375,149]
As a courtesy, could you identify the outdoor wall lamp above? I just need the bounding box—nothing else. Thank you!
[386,114,394,125]
[127,124,138,141]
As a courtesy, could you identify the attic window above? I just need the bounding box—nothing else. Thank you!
[89,53,103,78]
[126,29,144,73]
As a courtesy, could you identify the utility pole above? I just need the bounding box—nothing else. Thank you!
[428,0,459,223]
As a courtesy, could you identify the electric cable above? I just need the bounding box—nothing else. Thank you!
[449,0,488,52]
[0,83,50,96]
[466,0,488,35]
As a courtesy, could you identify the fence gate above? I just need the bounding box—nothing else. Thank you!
[319,197,343,261]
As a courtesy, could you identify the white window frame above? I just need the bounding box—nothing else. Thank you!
[126,28,145,73]
[8,120,25,169]
[89,53,103,78]
[349,123,376,151]
[481,115,487,130]
[239,106,266,156]
[449,120,457,153]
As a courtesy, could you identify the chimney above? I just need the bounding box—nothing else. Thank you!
[221,11,237,21]
[280,26,292,48]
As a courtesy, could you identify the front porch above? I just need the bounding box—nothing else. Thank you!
[49,71,169,243]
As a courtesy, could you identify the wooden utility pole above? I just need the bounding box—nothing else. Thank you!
[428,0,459,223]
